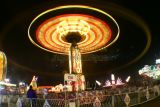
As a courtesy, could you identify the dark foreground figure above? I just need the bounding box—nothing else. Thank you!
[27,85,37,107]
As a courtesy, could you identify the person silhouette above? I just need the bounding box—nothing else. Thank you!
[27,85,37,107]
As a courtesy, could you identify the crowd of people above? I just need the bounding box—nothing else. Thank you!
[1,77,160,106]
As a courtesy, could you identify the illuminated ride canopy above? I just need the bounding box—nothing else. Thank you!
[28,5,119,55]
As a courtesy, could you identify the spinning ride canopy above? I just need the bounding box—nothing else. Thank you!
[28,5,120,54]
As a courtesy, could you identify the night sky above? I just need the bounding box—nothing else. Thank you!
[0,0,160,85]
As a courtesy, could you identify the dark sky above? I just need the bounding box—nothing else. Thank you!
[0,0,160,85]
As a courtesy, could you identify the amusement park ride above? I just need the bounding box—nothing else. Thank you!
[103,74,130,88]
[0,51,7,82]
[28,5,120,92]
[0,51,16,91]
[139,59,160,80]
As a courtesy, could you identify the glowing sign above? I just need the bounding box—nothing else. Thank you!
[64,74,77,81]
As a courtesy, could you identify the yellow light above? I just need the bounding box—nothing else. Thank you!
[0,52,3,81]
[69,45,72,74]
[57,19,90,36]
[0,51,7,81]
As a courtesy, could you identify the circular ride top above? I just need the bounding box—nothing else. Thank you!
[28,5,120,55]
